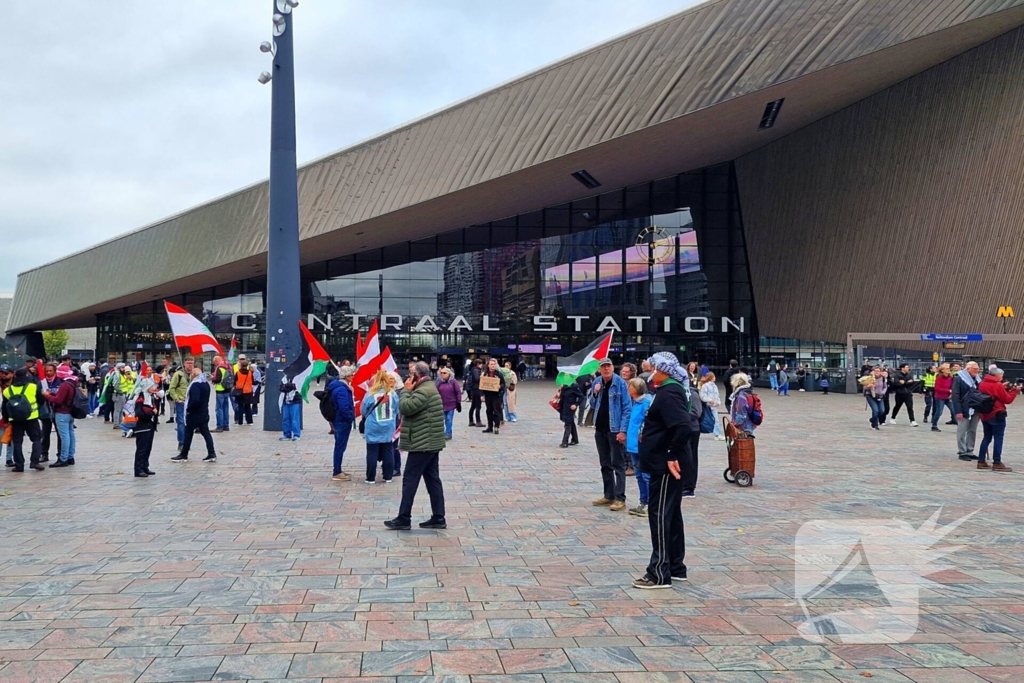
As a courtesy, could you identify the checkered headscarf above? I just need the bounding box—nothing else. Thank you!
[648,352,688,383]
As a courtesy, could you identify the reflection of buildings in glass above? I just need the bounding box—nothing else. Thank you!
[203,293,265,335]
[501,247,541,316]
[310,282,354,320]
[438,252,482,321]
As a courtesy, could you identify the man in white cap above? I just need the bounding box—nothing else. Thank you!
[588,358,631,512]
[632,352,697,589]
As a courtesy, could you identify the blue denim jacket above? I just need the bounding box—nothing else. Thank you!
[589,373,632,433]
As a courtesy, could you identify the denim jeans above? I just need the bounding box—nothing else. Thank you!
[216,392,230,430]
[628,451,649,505]
[979,414,1007,463]
[88,387,99,414]
[865,396,885,428]
[769,374,778,390]
[175,401,186,446]
[54,413,76,462]
[931,398,951,427]
[333,421,352,475]
[282,402,302,439]
[366,440,396,482]
[443,409,454,438]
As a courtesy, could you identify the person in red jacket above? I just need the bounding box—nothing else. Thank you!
[977,365,1018,472]
[930,364,954,432]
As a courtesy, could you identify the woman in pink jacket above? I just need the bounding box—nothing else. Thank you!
[930,363,954,432]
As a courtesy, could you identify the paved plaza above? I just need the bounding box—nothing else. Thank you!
[2,382,1024,683]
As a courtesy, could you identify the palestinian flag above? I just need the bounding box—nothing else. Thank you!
[281,322,332,402]
[227,335,237,364]
[555,332,614,386]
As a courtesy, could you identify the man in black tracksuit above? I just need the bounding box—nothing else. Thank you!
[890,363,918,425]
[634,352,698,589]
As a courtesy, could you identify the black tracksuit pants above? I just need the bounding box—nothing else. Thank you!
[891,394,915,422]
[682,433,699,493]
[181,415,216,458]
[483,392,502,430]
[397,450,445,523]
[134,427,154,474]
[646,471,686,585]
[561,421,578,445]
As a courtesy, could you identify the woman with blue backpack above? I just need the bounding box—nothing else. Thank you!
[361,368,401,484]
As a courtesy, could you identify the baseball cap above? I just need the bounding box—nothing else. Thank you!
[598,358,613,366]
[0,364,12,373]
[238,354,248,360]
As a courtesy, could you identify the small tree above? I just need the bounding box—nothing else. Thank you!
[42,329,70,359]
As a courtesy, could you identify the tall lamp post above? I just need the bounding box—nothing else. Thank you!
[259,0,301,432]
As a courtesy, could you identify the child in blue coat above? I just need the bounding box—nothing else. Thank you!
[625,377,654,518]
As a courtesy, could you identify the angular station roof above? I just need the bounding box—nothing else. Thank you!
[10,0,1024,331]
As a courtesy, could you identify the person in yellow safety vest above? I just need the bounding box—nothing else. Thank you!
[2,368,44,471]
[922,364,938,424]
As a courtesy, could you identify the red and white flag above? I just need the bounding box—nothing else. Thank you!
[163,302,223,356]
[355,320,382,366]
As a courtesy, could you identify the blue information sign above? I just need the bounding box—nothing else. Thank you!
[920,333,983,342]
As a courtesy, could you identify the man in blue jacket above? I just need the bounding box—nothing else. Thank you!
[326,366,356,481]
[589,359,632,511]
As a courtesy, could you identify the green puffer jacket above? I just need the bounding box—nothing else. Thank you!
[399,378,447,453]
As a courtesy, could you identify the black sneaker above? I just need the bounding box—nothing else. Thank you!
[384,518,411,531]
[144,470,156,476]
[66,459,75,466]
[134,472,149,478]
[931,426,941,432]
[171,454,188,462]
[569,441,579,446]
[6,461,15,468]
[632,575,671,590]
[419,518,447,530]
[946,420,957,425]
[559,443,569,448]
[30,463,46,471]
[481,428,493,433]
[957,454,974,461]
[203,454,217,462]
[681,490,695,499]
[49,460,69,468]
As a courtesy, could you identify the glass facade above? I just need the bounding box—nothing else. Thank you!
[95,162,760,377]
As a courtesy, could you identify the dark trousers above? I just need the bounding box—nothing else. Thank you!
[923,392,934,420]
[561,421,578,445]
[682,433,699,493]
[881,394,890,423]
[891,394,915,422]
[468,390,482,424]
[594,430,626,502]
[483,392,503,429]
[646,472,686,584]
[333,421,352,475]
[397,450,445,523]
[234,395,253,425]
[11,420,42,469]
[134,428,154,474]
[181,415,216,458]
[40,417,59,459]
[366,441,396,482]
[979,413,1007,464]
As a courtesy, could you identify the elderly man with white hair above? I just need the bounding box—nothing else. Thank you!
[951,361,984,462]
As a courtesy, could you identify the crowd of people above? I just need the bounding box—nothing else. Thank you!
[859,360,1016,470]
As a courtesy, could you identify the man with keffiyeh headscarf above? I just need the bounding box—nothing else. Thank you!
[632,352,698,590]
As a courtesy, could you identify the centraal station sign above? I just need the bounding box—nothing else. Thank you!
[286,313,746,335]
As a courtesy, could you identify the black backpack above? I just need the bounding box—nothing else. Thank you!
[963,384,995,414]
[5,386,33,422]
[69,386,90,420]
[315,389,337,423]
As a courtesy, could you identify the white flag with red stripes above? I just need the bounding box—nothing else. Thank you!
[163,302,223,356]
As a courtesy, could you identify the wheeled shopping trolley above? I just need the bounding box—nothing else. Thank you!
[722,417,756,487]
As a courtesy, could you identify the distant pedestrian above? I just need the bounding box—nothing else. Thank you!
[723,359,739,408]
[818,370,830,395]
[480,358,506,435]
[976,365,1017,472]
[889,363,919,426]
[42,365,78,467]
[952,361,983,461]
[130,374,163,477]
[767,359,779,391]
[557,381,582,448]
[576,372,593,425]
[698,372,725,441]
[502,361,518,422]
[796,364,807,391]
[279,374,303,441]
[776,364,790,396]
[435,367,461,439]
[729,372,759,435]
[2,368,45,472]
[862,367,887,430]
[172,367,217,463]
[921,365,937,423]
[930,364,954,432]
[211,355,232,432]
[167,358,192,451]
[385,362,447,530]
[466,359,483,427]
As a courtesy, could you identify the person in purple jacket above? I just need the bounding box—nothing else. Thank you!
[435,367,462,440]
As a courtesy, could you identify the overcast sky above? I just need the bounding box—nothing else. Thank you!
[1,1,702,293]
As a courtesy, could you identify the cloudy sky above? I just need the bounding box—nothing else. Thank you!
[2,1,702,293]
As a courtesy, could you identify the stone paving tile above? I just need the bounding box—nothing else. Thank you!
[2,387,1024,681]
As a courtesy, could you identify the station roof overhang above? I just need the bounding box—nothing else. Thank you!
[10,0,1024,331]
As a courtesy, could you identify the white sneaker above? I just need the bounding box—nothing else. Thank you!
[364,480,375,484]
[890,417,897,424]
[911,421,919,427]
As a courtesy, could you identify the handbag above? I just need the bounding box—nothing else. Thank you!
[358,394,388,435]
[549,390,562,412]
